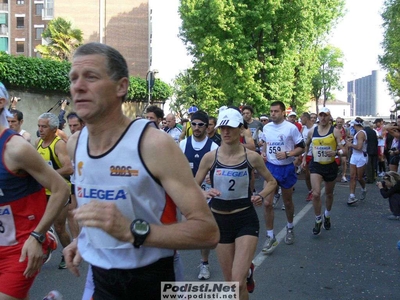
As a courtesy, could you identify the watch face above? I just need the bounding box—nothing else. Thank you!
[134,221,149,235]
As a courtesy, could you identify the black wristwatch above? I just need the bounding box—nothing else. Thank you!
[30,231,46,244]
[130,219,151,248]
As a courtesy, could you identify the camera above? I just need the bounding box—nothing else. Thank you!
[59,99,70,106]
[380,181,386,187]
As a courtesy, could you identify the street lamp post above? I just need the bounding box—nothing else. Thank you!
[142,69,158,116]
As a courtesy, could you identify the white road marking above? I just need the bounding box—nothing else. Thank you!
[253,187,325,269]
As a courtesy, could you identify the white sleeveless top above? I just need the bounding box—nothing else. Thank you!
[352,130,367,155]
[74,119,175,269]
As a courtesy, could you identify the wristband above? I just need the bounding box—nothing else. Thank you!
[338,149,344,156]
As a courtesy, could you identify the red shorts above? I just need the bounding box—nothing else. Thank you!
[0,245,38,298]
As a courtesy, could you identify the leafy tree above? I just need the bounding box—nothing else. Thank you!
[35,17,83,62]
[170,68,226,117]
[311,45,344,113]
[179,0,345,113]
[380,0,400,99]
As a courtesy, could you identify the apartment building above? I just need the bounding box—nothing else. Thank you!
[0,0,52,56]
[0,0,150,77]
[347,70,393,117]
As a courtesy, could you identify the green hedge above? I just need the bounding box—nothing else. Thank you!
[0,52,172,101]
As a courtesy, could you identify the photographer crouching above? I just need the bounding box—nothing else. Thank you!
[377,171,400,220]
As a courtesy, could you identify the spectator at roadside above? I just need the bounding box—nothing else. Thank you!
[364,121,379,183]
[374,118,387,176]
[384,123,400,172]
[377,171,400,220]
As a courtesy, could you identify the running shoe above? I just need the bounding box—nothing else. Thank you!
[347,196,358,205]
[281,203,285,210]
[341,176,348,183]
[387,215,400,221]
[313,221,322,235]
[247,263,255,293]
[42,230,58,265]
[306,191,313,202]
[284,227,295,245]
[198,263,210,280]
[58,255,66,269]
[43,290,63,300]
[323,215,331,230]
[360,189,367,200]
[262,235,278,254]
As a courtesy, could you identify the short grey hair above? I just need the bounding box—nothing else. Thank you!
[39,113,59,130]
[73,43,129,100]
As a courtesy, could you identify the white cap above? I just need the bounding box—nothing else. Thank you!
[288,112,297,117]
[351,119,364,127]
[215,106,243,128]
[319,107,331,115]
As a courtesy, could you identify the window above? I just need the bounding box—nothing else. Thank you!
[35,28,43,40]
[16,41,24,53]
[16,17,24,28]
[16,0,24,4]
[35,3,43,16]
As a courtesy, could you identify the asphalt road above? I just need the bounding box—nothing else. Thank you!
[30,174,400,299]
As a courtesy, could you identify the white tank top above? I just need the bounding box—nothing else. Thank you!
[352,130,367,155]
[74,119,175,269]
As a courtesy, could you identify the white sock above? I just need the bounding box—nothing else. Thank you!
[267,230,274,238]
[324,210,330,218]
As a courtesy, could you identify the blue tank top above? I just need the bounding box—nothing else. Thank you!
[184,136,214,176]
[0,129,43,204]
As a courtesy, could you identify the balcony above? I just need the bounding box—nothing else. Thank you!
[0,3,8,11]
[42,8,53,20]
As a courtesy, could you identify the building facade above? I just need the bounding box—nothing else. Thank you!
[54,0,150,77]
[0,0,150,77]
[0,0,53,56]
[347,70,392,117]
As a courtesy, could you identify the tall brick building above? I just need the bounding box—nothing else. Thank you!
[0,0,150,77]
[55,0,150,77]
[0,0,53,57]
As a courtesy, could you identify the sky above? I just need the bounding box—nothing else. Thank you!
[151,0,386,101]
